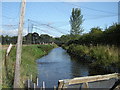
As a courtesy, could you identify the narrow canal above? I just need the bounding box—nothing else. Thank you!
[37,47,89,88]
[36,47,119,88]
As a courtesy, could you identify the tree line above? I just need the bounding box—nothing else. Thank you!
[1,8,120,46]
[64,23,120,46]
[58,8,120,46]
[57,23,120,46]
[1,32,55,45]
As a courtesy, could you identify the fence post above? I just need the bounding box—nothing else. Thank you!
[43,81,45,90]
[34,83,36,90]
[82,82,89,88]
[58,80,64,89]
[28,78,30,89]
[4,43,13,79]
[37,77,39,87]
[54,85,56,90]
[6,43,12,56]
[31,74,32,82]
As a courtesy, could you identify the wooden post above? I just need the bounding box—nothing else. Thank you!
[28,78,30,89]
[34,83,36,90]
[54,85,56,90]
[37,77,38,87]
[31,74,32,82]
[58,80,64,89]
[6,43,12,56]
[82,82,89,88]
[42,81,45,90]
[4,43,13,79]
[13,0,26,88]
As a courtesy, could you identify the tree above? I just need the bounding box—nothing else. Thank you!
[89,27,103,45]
[70,8,84,35]
[90,27,103,34]
[25,33,32,44]
[39,34,53,43]
[60,35,71,43]
[32,32,39,44]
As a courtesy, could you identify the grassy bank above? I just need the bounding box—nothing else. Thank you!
[0,49,3,90]
[63,44,120,69]
[2,44,57,88]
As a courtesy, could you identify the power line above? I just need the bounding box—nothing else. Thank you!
[28,19,68,35]
[2,15,18,21]
[43,24,68,34]
[62,2,118,15]
[85,14,117,20]
[2,2,21,20]
[33,26,56,37]
[32,25,63,34]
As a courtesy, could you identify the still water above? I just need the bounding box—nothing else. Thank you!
[37,47,89,88]
[37,47,120,88]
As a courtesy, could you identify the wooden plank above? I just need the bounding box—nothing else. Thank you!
[63,73,119,86]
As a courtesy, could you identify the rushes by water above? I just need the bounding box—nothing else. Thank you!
[66,44,120,68]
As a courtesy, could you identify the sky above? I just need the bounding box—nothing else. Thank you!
[1,1,119,37]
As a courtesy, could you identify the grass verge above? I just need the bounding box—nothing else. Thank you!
[2,44,57,88]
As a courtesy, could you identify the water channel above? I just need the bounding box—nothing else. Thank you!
[36,47,119,88]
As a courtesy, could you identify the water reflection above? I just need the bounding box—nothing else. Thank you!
[37,47,89,87]
[36,47,119,88]
[70,60,89,78]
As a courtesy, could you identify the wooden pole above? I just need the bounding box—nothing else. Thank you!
[54,85,56,90]
[4,44,13,81]
[34,83,36,90]
[31,74,32,82]
[13,0,26,88]
[28,78,30,89]
[42,81,45,90]
[37,77,38,87]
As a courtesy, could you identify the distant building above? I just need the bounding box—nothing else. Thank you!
[118,1,120,24]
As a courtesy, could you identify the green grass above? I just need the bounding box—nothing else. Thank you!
[89,45,119,67]
[2,44,57,88]
[65,44,120,68]
[0,49,3,90]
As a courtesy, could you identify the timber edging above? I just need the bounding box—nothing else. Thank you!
[58,73,120,89]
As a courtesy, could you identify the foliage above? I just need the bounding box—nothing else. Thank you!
[2,45,56,88]
[65,44,119,68]
[1,33,55,45]
[70,8,84,35]
[56,34,81,46]
[60,23,120,73]
[66,23,120,46]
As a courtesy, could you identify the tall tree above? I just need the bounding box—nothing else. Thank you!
[70,8,84,35]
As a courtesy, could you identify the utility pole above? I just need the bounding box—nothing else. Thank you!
[118,1,120,24]
[27,19,30,32]
[30,24,33,44]
[14,0,26,88]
